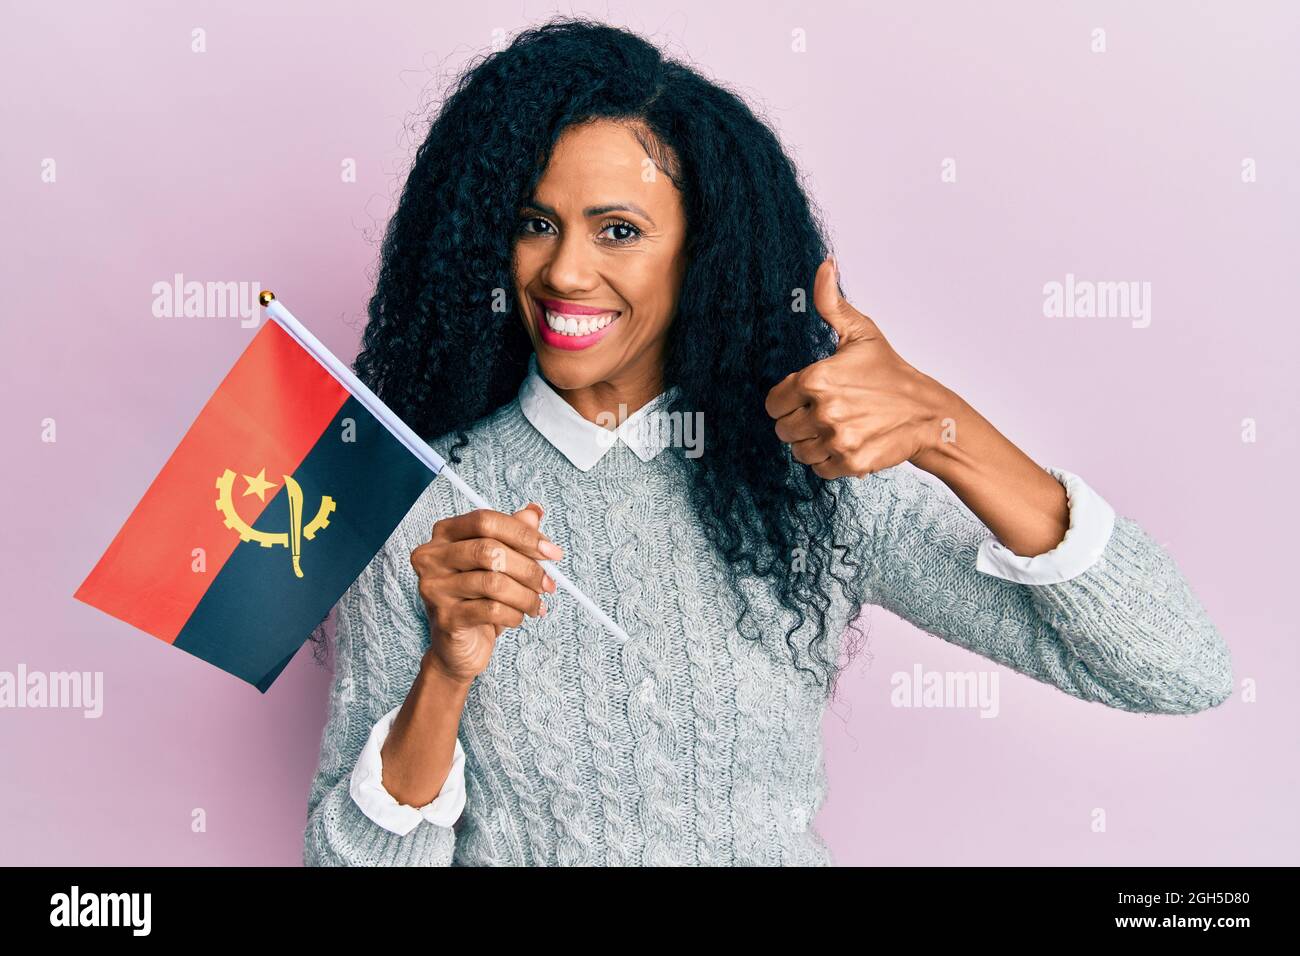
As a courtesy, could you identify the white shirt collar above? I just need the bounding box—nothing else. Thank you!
[518,352,680,472]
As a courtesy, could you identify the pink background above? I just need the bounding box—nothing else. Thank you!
[2,1,1295,865]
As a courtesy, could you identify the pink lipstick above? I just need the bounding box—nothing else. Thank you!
[534,297,621,351]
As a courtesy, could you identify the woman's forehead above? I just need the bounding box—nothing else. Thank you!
[534,122,682,216]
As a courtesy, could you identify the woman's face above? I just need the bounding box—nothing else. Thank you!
[513,118,688,410]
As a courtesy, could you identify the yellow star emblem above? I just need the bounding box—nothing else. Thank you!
[241,467,278,502]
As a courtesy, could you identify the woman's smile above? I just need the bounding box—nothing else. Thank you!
[533,295,622,351]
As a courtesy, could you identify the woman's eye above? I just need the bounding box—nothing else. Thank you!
[519,217,552,236]
[599,220,641,244]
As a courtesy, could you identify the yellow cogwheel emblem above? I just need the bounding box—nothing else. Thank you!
[215,468,336,578]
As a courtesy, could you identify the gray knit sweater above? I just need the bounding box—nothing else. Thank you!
[302,396,1233,866]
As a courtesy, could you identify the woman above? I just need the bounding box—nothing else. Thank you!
[302,17,1232,867]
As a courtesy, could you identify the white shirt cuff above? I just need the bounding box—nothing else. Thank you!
[348,703,467,836]
[975,466,1116,585]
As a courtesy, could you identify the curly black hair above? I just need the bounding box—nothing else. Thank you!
[311,16,874,696]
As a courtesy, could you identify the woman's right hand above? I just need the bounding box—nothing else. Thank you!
[410,502,562,685]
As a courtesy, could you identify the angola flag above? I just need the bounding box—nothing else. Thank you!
[73,311,437,693]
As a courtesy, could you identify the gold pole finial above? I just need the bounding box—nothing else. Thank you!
[258,290,276,306]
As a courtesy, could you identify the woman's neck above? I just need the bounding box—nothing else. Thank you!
[543,368,666,430]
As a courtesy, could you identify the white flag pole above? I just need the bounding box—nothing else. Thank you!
[259,291,631,644]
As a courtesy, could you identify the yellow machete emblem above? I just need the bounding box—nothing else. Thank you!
[214,468,336,578]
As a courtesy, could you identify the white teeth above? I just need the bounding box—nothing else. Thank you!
[544,308,617,336]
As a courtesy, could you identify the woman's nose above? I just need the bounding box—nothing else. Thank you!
[541,231,601,292]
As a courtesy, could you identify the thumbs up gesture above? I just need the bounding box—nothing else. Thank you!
[764,257,953,480]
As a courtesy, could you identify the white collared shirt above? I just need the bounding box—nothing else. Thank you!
[349,354,1117,835]
[517,352,682,470]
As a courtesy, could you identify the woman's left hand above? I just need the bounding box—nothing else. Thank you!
[765,257,956,479]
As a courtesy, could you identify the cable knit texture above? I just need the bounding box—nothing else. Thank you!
[302,397,1233,866]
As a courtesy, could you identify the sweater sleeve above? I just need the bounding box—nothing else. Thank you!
[302,522,460,866]
[852,462,1234,715]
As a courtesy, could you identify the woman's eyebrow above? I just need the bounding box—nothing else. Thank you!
[524,198,656,228]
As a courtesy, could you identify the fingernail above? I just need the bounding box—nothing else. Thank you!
[540,539,563,560]
[539,599,548,617]
[543,574,556,592]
